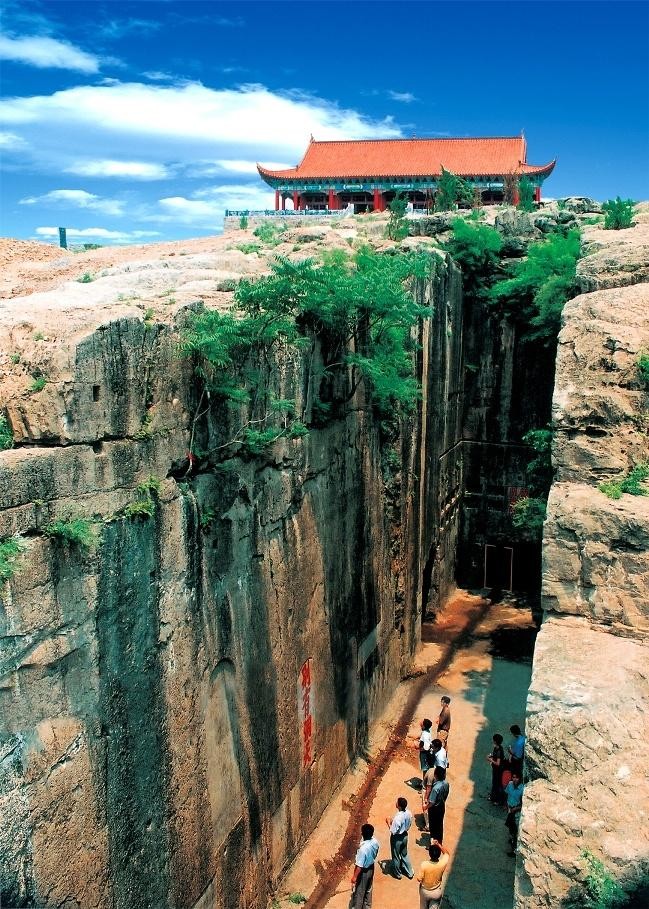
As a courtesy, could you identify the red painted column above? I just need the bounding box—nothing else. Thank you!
[281,194,286,211]
[274,190,279,211]
[328,188,335,211]
[534,185,541,203]
[293,191,299,211]
[373,188,381,212]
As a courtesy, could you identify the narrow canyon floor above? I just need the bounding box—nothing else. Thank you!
[278,592,536,909]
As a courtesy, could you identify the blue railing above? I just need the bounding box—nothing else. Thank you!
[225,209,342,217]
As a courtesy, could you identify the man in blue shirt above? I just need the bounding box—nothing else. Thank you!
[508,724,526,776]
[385,797,414,880]
[351,823,380,909]
[504,772,524,854]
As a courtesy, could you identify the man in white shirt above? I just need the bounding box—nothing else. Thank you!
[418,718,434,785]
[351,823,380,909]
[385,797,414,879]
[431,739,448,770]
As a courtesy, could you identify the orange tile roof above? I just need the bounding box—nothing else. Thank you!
[258,137,555,181]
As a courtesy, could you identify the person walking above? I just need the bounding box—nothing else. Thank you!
[436,696,451,750]
[351,823,380,909]
[424,765,449,843]
[504,772,524,854]
[487,733,505,804]
[416,840,449,909]
[385,797,414,880]
[508,725,526,777]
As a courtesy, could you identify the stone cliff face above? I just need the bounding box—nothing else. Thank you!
[0,229,463,909]
[516,209,649,906]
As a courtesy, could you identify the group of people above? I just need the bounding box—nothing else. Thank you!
[486,725,526,854]
[350,697,526,909]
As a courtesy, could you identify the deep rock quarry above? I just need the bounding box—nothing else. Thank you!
[1,205,648,908]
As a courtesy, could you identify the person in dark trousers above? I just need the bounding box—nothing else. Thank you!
[351,823,380,909]
[424,765,449,843]
[437,696,451,751]
[508,725,526,777]
[487,733,505,804]
[504,772,524,854]
[386,797,414,879]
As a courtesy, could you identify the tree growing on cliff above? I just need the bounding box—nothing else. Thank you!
[489,229,581,344]
[563,850,628,909]
[442,219,503,301]
[181,248,432,457]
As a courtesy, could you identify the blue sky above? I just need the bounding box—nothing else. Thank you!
[1,0,648,244]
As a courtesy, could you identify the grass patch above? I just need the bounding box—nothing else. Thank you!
[44,518,97,550]
[77,272,95,283]
[235,242,262,255]
[0,536,25,582]
[121,476,161,520]
[32,331,44,341]
[28,376,47,393]
[10,353,21,364]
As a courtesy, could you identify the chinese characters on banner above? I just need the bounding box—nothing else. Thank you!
[506,486,529,511]
[298,659,314,770]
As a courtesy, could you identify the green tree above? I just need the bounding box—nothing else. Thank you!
[386,193,409,240]
[181,248,433,456]
[602,197,635,230]
[563,850,627,909]
[0,414,12,451]
[442,219,503,301]
[490,229,581,344]
[518,177,536,212]
[435,167,473,211]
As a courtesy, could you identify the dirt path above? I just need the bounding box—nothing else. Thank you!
[277,591,535,909]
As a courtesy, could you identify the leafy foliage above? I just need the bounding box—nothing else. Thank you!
[121,477,161,520]
[518,177,536,212]
[386,194,409,240]
[235,242,262,255]
[0,536,25,582]
[0,414,13,451]
[602,197,635,230]
[511,496,547,537]
[435,167,473,211]
[181,248,432,456]
[29,376,47,393]
[637,352,649,391]
[45,518,97,550]
[77,272,95,283]
[490,229,581,344]
[563,850,627,909]
[443,219,503,300]
[253,221,287,245]
[523,427,554,493]
[239,214,249,229]
[599,463,649,499]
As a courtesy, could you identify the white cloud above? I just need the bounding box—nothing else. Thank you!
[0,131,27,149]
[158,184,275,222]
[0,34,99,73]
[190,159,292,177]
[387,91,418,103]
[0,81,401,170]
[64,159,170,180]
[98,18,162,39]
[35,226,161,243]
[20,189,124,216]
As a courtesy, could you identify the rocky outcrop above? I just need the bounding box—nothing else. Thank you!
[515,211,649,906]
[0,234,463,908]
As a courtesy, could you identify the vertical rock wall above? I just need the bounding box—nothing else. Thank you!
[0,247,463,908]
[515,215,649,906]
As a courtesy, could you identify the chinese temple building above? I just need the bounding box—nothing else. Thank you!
[257,135,555,212]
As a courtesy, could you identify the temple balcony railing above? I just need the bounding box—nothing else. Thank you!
[225,209,343,217]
